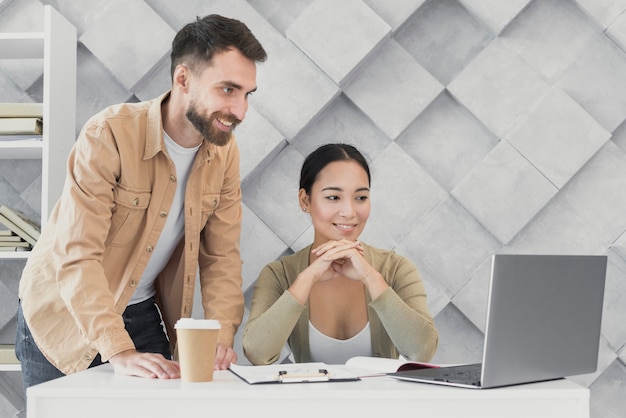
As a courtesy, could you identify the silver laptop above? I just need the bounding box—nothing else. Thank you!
[389,254,607,389]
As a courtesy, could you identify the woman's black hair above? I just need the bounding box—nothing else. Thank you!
[299,143,371,194]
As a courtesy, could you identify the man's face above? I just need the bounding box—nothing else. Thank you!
[185,100,235,146]
[185,48,257,146]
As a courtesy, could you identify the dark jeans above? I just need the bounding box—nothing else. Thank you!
[15,297,171,391]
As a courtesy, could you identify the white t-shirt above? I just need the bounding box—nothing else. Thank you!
[128,131,200,305]
[308,320,372,364]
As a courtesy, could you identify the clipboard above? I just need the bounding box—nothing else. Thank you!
[229,362,361,384]
[278,369,330,383]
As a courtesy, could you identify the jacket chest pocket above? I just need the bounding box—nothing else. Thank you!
[107,187,152,246]
[200,193,220,224]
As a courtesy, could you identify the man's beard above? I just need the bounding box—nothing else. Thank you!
[186,101,240,146]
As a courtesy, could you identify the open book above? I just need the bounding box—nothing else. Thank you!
[229,356,440,384]
[344,356,440,377]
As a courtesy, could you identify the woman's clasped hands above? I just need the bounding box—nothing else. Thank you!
[304,239,389,300]
[309,239,366,281]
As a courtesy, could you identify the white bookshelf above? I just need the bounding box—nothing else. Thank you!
[0,5,76,260]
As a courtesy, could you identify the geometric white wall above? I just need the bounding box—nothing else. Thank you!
[1,1,626,417]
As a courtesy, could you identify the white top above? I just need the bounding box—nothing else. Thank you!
[129,131,200,305]
[175,318,221,329]
[308,320,372,364]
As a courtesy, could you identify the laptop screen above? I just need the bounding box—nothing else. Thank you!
[388,254,607,389]
[481,254,607,388]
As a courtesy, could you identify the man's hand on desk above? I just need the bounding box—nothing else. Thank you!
[109,349,181,379]
[215,343,237,370]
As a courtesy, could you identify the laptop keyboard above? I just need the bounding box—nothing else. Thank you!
[438,364,482,385]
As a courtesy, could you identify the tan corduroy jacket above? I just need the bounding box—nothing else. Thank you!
[19,91,243,375]
[243,243,438,365]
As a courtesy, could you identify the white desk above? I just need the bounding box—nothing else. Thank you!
[27,364,589,418]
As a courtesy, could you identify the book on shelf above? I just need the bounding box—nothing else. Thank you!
[0,117,43,135]
[0,344,20,364]
[0,233,21,241]
[0,134,43,142]
[0,245,29,252]
[0,239,29,247]
[0,205,40,246]
[0,102,43,118]
[0,214,37,246]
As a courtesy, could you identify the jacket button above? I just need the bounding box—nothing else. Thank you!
[170,175,176,182]
[133,198,139,206]
[129,280,136,287]
[146,245,153,252]
[160,211,167,217]
[85,354,93,360]
[213,199,218,208]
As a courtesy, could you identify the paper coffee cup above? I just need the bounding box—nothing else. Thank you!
[175,318,221,382]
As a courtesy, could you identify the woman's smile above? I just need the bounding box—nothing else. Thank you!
[334,223,358,232]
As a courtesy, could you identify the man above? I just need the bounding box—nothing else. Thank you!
[15,14,267,388]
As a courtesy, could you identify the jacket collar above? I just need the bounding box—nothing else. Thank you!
[144,91,169,160]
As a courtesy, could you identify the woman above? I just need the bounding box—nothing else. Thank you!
[243,144,438,365]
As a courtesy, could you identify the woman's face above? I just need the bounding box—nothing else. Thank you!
[301,160,371,244]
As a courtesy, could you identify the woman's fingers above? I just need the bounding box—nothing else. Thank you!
[312,239,360,257]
